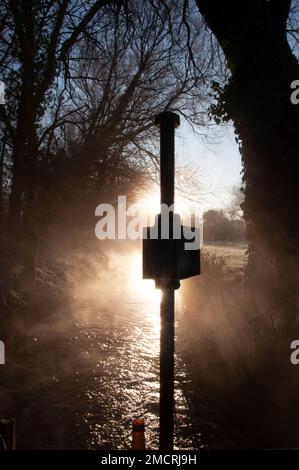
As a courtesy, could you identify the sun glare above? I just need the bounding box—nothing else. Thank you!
[137,188,197,222]
[128,253,161,304]
[137,192,160,223]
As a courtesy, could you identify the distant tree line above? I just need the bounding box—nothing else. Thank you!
[203,209,246,243]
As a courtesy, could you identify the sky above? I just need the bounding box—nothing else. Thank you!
[140,120,243,221]
[176,120,243,214]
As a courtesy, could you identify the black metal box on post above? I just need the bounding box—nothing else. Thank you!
[142,213,200,288]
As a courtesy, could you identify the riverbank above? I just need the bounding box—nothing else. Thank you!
[178,246,299,448]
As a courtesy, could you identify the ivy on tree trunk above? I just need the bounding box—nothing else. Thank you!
[196,0,299,331]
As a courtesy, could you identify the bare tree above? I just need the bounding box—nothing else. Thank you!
[0,0,119,278]
[0,0,220,280]
[38,1,217,215]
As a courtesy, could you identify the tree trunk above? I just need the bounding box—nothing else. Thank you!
[8,0,37,280]
[196,0,299,330]
[0,137,4,224]
[8,139,25,236]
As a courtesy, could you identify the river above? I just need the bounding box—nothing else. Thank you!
[9,248,203,450]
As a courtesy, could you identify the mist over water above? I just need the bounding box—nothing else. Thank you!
[69,247,201,449]
[8,242,203,449]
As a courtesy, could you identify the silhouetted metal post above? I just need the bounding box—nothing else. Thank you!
[159,287,175,450]
[143,111,200,449]
[155,111,180,450]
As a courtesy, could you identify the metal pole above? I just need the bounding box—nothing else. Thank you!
[155,111,180,450]
[160,287,175,450]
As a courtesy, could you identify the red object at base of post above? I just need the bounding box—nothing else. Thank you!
[132,418,145,450]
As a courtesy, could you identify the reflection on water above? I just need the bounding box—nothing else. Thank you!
[128,252,162,307]
[69,251,201,449]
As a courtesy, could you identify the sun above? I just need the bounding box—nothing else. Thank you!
[137,192,160,223]
[137,188,196,223]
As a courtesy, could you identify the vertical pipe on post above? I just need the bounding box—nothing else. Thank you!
[155,111,180,451]
[155,111,179,210]
[160,122,175,209]
[159,288,175,450]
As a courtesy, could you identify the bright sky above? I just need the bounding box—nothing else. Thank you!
[176,120,242,214]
